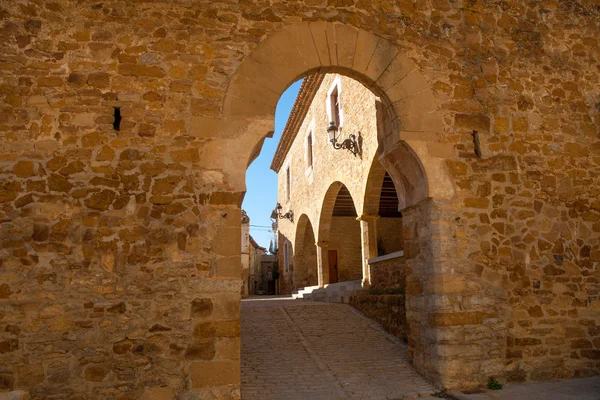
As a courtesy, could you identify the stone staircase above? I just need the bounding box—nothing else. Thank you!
[292,280,364,304]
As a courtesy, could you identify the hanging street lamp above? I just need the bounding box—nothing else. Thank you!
[274,202,294,222]
[327,121,361,157]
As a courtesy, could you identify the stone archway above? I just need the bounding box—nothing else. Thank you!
[292,214,318,291]
[225,22,460,388]
[223,22,454,207]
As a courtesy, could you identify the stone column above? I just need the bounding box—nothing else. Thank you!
[357,214,380,287]
[315,241,329,287]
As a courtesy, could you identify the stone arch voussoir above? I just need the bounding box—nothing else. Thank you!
[223,22,436,126]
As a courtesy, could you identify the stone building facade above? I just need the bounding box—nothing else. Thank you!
[0,1,598,398]
[273,73,405,295]
[247,236,265,296]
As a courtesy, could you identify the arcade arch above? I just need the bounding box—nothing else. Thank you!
[234,22,458,388]
[293,214,318,290]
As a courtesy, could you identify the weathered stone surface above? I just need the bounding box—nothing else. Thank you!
[0,4,597,398]
[191,298,214,318]
[190,361,239,388]
[85,190,116,210]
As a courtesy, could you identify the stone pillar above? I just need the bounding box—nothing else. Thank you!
[357,214,380,287]
[315,241,329,287]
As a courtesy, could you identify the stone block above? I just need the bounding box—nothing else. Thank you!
[455,113,490,132]
[427,276,466,294]
[392,89,438,116]
[212,256,241,278]
[384,68,429,104]
[364,39,399,83]
[190,361,240,388]
[309,21,333,66]
[0,391,30,400]
[428,312,485,327]
[396,112,445,134]
[141,388,173,400]
[376,54,418,93]
[334,23,359,68]
[71,113,95,126]
[223,95,275,120]
[353,30,380,74]
[427,142,454,158]
[191,298,214,319]
[287,22,321,69]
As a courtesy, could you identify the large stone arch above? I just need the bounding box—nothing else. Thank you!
[228,21,459,389]
[224,22,439,126]
[224,21,453,201]
[293,214,318,290]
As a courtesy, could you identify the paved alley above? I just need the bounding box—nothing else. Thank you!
[241,296,436,400]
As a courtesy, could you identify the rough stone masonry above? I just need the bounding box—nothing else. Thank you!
[0,1,599,399]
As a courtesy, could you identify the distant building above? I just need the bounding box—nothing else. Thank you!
[241,210,250,298]
[271,73,404,295]
[260,254,278,295]
[248,235,266,295]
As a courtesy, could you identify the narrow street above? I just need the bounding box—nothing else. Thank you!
[241,297,436,400]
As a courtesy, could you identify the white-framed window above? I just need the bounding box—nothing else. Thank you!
[326,76,343,128]
[283,241,289,273]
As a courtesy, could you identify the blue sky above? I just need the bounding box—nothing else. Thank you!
[242,80,302,249]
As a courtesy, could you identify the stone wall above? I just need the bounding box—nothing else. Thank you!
[1,0,599,396]
[350,294,407,342]
[328,216,362,282]
[377,217,404,255]
[293,218,318,290]
[369,254,407,291]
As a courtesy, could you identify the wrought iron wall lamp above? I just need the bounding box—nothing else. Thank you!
[327,121,361,157]
[275,203,294,222]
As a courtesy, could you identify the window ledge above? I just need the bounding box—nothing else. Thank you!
[367,250,404,264]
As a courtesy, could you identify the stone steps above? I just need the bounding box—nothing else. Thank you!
[293,280,364,304]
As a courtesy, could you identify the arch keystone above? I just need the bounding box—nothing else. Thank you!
[287,22,321,69]
[333,23,359,69]
[309,21,334,66]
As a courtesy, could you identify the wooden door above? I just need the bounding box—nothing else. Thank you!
[328,250,338,284]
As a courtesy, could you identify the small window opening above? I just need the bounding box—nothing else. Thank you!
[472,130,482,158]
[330,86,340,127]
[306,133,313,169]
[113,107,121,131]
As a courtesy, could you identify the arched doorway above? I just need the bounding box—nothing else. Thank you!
[293,214,318,290]
[317,181,362,285]
[227,22,466,391]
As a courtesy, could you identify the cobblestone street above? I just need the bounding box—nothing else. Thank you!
[241,297,436,400]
